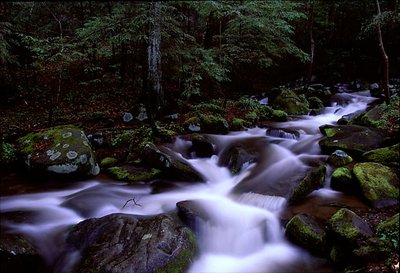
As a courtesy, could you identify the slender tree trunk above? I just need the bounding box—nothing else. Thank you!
[305,2,314,90]
[146,1,163,117]
[375,0,390,103]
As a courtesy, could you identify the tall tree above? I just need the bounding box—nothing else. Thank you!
[375,0,390,102]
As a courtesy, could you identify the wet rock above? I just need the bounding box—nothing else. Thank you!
[337,110,364,125]
[327,150,353,167]
[66,213,197,273]
[190,134,216,158]
[0,232,48,273]
[142,143,202,181]
[16,125,100,177]
[285,214,327,255]
[331,167,357,194]
[177,200,213,230]
[353,162,399,208]
[86,131,104,147]
[218,137,268,173]
[265,127,300,139]
[288,164,326,204]
[107,165,160,182]
[319,125,384,158]
[198,114,229,134]
[362,143,399,167]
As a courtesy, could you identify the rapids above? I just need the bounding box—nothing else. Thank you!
[0,90,377,272]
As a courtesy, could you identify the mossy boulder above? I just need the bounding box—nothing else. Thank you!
[198,114,229,134]
[271,89,310,115]
[66,213,197,273]
[285,214,327,255]
[108,165,161,182]
[230,118,249,131]
[16,125,100,177]
[319,125,384,158]
[353,162,399,208]
[327,150,353,167]
[142,143,202,181]
[329,208,373,247]
[288,164,326,204]
[331,167,357,194]
[362,143,399,167]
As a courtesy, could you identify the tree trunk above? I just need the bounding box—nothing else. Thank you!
[305,2,314,90]
[375,0,390,103]
[146,1,163,118]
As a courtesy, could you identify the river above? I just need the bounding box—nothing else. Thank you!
[0,90,377,273]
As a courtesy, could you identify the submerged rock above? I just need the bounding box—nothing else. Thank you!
[66,213,197,273]
[353,162,399,208]
[17,125,100,177]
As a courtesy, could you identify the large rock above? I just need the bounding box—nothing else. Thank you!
[66,213,197,273]
[190,134,216,158]
[17,125,100,176]
[218,137,268,173]
[285,214,327,255]
[142,143,202,181]
[330,167,357,194]
[319,125,384,158]
[271,89,310,115]
[353,162,399,208]
[362,143,400,167]
[327,150,353,167]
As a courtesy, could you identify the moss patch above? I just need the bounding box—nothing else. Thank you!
[362,144,399,166]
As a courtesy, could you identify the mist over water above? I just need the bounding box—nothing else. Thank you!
[0,90,376,272]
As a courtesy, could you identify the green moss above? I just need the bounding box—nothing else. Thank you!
[353,162,399,203]
[100,157,117,167]
[330,209,361,240]
[108,166,130,180]
[112,130,136,147]
[362,144,399,165]
[324,128,337,138]
[230,118,248,130]
[0,142,17,163]
[332,167,352,181]
[108,166,160,182]
[271,109,288,121]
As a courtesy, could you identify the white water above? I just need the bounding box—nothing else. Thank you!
[0,90,377,272]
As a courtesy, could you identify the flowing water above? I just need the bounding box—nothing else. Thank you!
[0,90,377,273]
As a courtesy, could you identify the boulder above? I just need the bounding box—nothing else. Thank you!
[66,213,197,273]
[17,125,100,177]
[198,114,229,134]
[271,89,310,115]
[177,200,213,230]
[362,143,399,167]
[319,125,384,158]
[327,150,353,167]
[285,214,327,255]
[190,134,216,158]
[265,127,300,140]
[142,143,202,181]
[331,167,357,194]
[218,137,268,173]
[353,162,399,208]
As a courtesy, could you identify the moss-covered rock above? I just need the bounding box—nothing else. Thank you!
[16,125,99,177]
[108,165,160,182]
[199,114,229,134]
[327,150,353,167]
[319,125,384,157]
[285,214,327,255]
[362,143,399,167]
[331,167,357,194]
[329,208,373,247]
[353,162,399,208]
[66,213,197,273]
[230,118,249,131]
[271,89,310,115]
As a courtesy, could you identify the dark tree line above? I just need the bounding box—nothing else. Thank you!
[1,1,399,118]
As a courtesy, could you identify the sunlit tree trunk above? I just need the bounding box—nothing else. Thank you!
[375,0,390,103]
